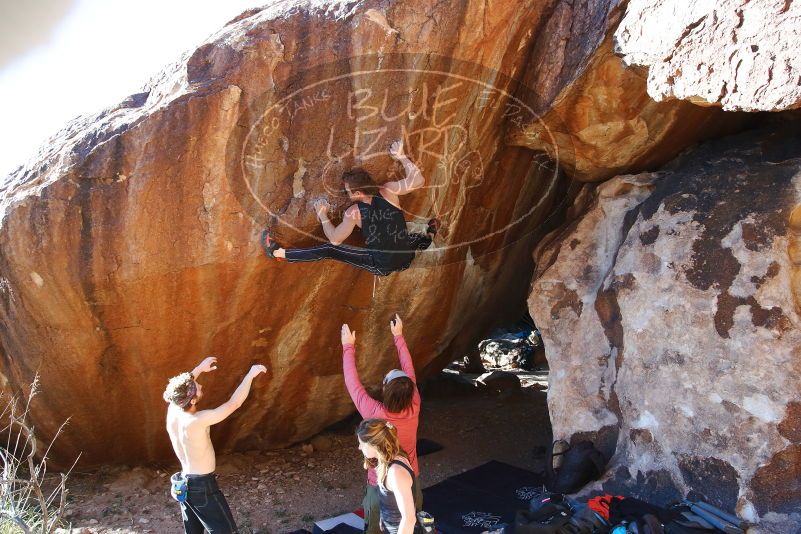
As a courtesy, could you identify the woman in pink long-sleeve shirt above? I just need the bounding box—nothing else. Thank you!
[341,315,421,534]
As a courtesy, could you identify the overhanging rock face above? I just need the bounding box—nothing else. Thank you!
[507,0,746,182]
[0,0,764,470]
[0,0,620,465]
[529,124,801,525]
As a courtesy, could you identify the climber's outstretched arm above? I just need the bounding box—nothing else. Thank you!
[316,199,358,246]
[383,139,425,196]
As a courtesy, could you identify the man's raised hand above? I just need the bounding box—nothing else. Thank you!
[341,324,356,346]
[390,314,403,336]
[247,364,267,379]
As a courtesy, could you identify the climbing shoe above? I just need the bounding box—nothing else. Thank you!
[426,218,441,237]
[260,229,281,259]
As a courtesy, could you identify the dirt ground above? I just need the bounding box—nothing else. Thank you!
[60,369,551,534]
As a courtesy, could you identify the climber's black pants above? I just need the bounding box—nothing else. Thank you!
[284,233,431,277]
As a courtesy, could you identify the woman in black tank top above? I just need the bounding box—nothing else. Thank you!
[260,141,440,276]
[356,419,420,534]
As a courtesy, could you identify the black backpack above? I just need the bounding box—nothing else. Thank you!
[545,440,606,494]
[514,501,573,534]
[514,501,609,534]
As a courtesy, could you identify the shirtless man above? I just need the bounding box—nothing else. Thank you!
[163,356,266,534]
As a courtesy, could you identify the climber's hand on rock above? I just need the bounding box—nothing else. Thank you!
[390,314,403,336]
[247,364,267,379]
[389,139,404,160]
[193,356,218,377]
[314,199,329,219]
[341,324,356,346]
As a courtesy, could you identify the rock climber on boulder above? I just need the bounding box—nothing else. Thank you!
[261,139,440,276]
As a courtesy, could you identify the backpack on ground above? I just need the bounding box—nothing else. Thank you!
[515,493,610,534]
[545,440,607,494]
[567,504,611,533]
[514,502,573,534]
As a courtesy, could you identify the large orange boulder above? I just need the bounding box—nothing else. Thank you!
[0,0,574,465]
[0,0,734,466]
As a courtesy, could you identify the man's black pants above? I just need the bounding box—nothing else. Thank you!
[283,233,432,276]
[179,473,238,534]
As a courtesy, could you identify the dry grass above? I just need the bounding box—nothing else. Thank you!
[0,376,79,533]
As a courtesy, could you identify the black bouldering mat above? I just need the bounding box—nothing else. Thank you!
[421,461,545,533]
[417,438,445,457]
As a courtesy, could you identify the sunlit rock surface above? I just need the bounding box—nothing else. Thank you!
[509,0,744,182]
[616,0,801,111]
[0,0,783,474]
[529,124,801,526]
[0,0,579,465]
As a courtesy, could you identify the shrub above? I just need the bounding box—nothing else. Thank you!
[0,376,78,533]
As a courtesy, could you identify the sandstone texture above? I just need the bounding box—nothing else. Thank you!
[508,0,747,182]
[1,12,797,534]
[529,124,801,524]
[616,0,801,111]
[0,0,586,465]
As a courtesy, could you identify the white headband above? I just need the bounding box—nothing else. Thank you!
[383,369,409,384]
